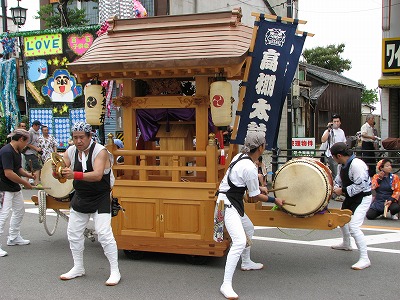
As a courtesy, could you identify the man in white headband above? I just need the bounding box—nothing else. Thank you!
[0,129,34,257]
[57,121,120,285]
[216,131,285,299]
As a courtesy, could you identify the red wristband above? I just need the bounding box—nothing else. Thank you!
[73,171,84,180]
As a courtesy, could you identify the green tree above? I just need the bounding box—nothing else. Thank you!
[361,88,378,105]
[303,44,352,74]
[0,117,8,147]
[34,3,90,28]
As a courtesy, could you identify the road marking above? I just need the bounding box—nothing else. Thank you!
[253,226,400,254]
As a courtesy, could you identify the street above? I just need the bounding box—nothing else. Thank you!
[0,190,399,300]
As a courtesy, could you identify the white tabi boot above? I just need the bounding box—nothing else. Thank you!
[240,246,263,271]
[220,283,239,300]
[352,235,371,270]
[104,243,121,286]
[60,250,85,280]
[331,225,353,251]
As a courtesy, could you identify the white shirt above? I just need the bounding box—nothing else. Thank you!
[322,128,346,157]
[334,156,371,196]
[217,153,260,205]
[360,122,374,142]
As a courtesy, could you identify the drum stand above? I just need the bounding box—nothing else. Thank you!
[33,191,96,242]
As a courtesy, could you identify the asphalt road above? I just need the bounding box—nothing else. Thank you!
[0,189,399,300]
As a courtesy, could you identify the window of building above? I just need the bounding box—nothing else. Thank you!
[51,0,98,26]
[141,0,155,16]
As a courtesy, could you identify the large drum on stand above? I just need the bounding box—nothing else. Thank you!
[41,159,74,200]
[273,157,333,217]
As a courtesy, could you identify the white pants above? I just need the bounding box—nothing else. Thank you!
[347,195,372,236]
[223,206,254,284]
[0,191,25,243]
[341,195,372,258]
[67,208,117,252]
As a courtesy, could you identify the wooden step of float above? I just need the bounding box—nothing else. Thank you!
[245,202,352,230]
[115,235,230,257]
[31,195,71,210]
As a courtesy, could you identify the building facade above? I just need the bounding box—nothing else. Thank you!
[379,0,400,140]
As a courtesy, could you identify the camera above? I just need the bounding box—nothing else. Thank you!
[327,123,333,129]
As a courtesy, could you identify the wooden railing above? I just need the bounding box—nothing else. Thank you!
[109,145,223,183]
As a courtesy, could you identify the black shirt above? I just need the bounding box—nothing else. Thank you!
[0,144,22,192]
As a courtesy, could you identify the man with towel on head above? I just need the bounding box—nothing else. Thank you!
[57,122,120,286]
[216,131,285,299]
[0,129,34,257]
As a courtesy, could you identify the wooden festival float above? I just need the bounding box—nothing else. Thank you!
[32,9,352,260]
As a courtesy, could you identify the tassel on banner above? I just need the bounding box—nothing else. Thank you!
[220,149,226,165]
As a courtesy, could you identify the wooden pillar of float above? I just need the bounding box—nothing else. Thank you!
[122,79,136,179]
[195,76,208,169]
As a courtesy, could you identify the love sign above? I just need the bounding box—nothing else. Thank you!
[24,34,63,57]
[67,33,94,56]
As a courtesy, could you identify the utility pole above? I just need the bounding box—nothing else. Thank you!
[286,0,293,154]
[1,0,7,32]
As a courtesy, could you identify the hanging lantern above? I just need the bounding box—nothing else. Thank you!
[84,82,104,125]
[210,80,232,127]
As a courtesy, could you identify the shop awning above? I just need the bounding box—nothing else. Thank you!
[68,8,252,81]
[378,76,400,88]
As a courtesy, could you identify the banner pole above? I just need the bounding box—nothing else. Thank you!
[226,15,260,171]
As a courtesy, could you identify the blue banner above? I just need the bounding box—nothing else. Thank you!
[234,18,302,150]
[274,33,307,147]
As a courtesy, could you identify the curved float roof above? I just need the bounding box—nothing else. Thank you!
[68,8,252,81]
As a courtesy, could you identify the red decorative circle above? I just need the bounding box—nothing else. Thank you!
[212,95,224,107]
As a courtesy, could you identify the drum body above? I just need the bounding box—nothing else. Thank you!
[41,160,74,199]
[273,157,333,217]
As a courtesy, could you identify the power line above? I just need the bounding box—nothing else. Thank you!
[296,2,400,14]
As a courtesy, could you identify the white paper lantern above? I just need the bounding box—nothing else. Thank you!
[84,83,104,125]
[210,81,232,127]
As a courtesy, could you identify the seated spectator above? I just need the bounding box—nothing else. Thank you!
[366,159,400,220]
[255,156,267,187]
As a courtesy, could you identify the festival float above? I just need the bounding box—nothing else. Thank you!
[35,8,351,261]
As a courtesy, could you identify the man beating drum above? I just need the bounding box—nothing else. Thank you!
[54,122,121,285]
[216,131,285,299]
[330,142,372,270]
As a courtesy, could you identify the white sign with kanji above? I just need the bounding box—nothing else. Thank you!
[292,137,315,149]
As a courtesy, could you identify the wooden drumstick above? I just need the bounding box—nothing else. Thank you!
[29,159,33,175]
[269,186,288,193]
[283,202,296,206]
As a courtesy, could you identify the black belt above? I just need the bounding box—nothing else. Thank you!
[363,191,372,196]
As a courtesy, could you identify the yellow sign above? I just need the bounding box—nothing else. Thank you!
[24,34,63,57]
[382,37,400,73]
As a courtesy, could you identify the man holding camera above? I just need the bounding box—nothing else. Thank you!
[321,114,346,180]
[25,120,43,186]
[361,114,378,177]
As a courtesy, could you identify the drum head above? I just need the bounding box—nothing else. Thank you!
[273,159,331,217]
[41,160,74,199]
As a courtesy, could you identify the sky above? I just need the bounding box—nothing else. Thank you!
[296,0,382,91]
